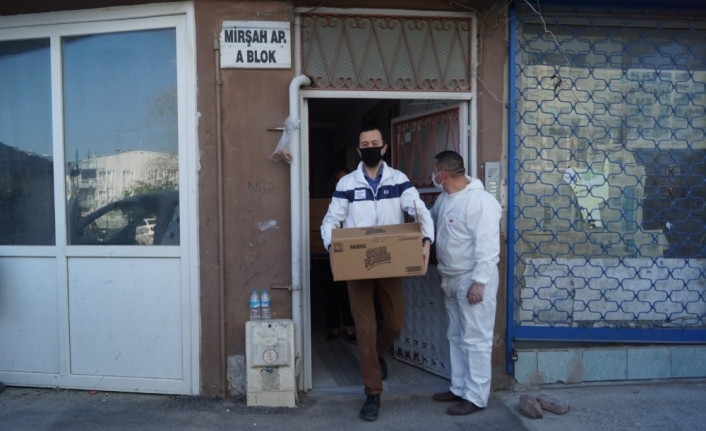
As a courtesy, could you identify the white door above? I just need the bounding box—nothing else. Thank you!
[0,5,199,394]
[390,103,469,378]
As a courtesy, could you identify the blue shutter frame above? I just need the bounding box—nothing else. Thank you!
[507,4,706,374]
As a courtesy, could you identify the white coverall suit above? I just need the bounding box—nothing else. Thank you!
[431,176,501,408]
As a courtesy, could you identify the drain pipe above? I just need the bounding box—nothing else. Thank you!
[214,36,227,398]
[288,74,312,389]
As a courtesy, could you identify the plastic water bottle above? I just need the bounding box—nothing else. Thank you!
[260,289,271,320]
[249,290,261,321]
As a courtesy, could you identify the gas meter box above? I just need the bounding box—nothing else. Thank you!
[245,319,296,407]
[247,319,292,367]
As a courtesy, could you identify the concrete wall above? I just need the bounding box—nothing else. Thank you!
[194,0,295,396]
[0,0,511,396]
[194,0,512,395]
[473,5,512,389]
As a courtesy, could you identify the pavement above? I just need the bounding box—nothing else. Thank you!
[1,378,705,431]
[499,378,706,431]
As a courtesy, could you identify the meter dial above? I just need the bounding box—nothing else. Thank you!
[262,349,278,364]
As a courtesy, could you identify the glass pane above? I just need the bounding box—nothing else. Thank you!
[392,107,461,188]
[63,29,179,246]
[0,39,54,245]
[71,191,178,245]
[514,16,706,329]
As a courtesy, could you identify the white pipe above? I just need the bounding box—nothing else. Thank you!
[288,74,312,391]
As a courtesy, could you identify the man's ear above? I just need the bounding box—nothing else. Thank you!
[381,143,388,156]
[356,147,362,159]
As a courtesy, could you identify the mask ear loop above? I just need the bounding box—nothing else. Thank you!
[432,171,445,187]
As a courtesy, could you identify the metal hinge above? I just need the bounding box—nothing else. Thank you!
[269,284,300,291]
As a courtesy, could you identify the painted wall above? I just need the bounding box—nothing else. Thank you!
[194,0,295,396]
[1,0,511,396]
[473,6,512,389]
[193,0,512,395]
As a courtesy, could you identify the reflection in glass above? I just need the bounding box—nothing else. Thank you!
[513,16,706,330]
[392,107,461,188]
[516,22,706,259]
[63,29,179,245]
[0,39,54,245]
[71,190,179,245]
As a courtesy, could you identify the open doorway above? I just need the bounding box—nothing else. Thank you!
[306,97,468,392]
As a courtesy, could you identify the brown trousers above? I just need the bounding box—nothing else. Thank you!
[346,277,404,395]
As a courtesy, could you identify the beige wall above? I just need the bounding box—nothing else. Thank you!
[0,0,511,396]
[194,0,511,395]
[194,0,295,395]
[474,6,511,389]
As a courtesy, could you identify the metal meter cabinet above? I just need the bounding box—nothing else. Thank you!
[245,320,296,407]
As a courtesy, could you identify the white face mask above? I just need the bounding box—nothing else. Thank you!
[431,171,444,190]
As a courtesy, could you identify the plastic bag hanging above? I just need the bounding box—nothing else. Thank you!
[268,115,300,164]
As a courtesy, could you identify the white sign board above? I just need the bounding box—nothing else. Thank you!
[220,21,291,69]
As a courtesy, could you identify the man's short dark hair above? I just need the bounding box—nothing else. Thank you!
[359,125,386,145]
[434,151,466,176]
[360,124,380,134]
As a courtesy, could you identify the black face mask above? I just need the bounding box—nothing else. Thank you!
[360,146,384,167]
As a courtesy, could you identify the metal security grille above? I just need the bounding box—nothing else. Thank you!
[300,13,472,91]
[510,9,706,345]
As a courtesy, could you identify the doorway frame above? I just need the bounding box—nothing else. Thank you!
[294,7,478,391]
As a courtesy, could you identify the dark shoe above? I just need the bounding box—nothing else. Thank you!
[0,381,4,394]
[378,357,388,381]
[343,333,357,345]
[359,394,380,421]
[326,330,339,342]
[433,391,462,402]
[447,400,484,416]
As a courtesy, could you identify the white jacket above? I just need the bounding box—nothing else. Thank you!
[431,176,501,284]
[321,161,434,250]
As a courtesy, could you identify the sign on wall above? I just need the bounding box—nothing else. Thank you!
[220,21,291,69]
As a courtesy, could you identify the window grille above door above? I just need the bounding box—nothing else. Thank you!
[300,13,473,91]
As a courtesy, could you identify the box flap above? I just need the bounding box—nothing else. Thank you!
[331,222,421,241]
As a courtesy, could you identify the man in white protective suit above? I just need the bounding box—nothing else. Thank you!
[429,150,501,416]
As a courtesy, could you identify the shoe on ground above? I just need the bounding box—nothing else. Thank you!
[359,394,380,421]
[432,391,462,402]
[447,399,484,416]
[326,330,339,342]
[378,357,387,381]
[0,381,4,394]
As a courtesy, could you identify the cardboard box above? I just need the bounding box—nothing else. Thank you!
[330,222,425,281]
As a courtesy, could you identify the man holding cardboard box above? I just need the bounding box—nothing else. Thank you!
[428,151,501,416]
[321,127,434,422]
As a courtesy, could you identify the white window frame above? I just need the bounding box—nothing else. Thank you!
[0,2,200,395]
